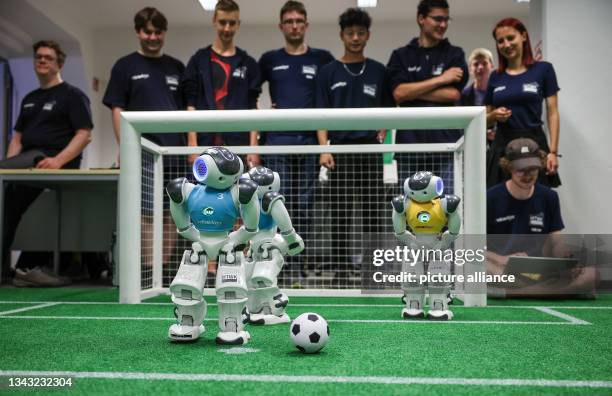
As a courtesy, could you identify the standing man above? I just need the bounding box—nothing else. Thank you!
[256,0,334,284]
[103,7,186,153]
[387,0,468,190]
[182,0,260,155]
[315,8,393,286]
[103,7,187,267]
[2,40,93,286]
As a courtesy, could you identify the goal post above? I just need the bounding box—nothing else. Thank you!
[119,107,487,305]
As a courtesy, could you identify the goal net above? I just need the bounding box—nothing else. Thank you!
[119,108,487,305]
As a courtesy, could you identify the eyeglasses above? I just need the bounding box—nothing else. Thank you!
[427,15,451,24]
[35,54,57,62]
[281,18,306,26]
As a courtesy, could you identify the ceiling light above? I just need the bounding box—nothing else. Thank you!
[198,0,218,11]
[357,0,377,8]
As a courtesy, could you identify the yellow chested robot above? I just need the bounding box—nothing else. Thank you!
[391,171,460,320]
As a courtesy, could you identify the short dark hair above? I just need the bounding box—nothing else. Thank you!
[417,0,449,18]
[339,7,372,31]
[215,0,240,15]
[33,40,66,66]
[280,1,307,21]
[134,7,168,32]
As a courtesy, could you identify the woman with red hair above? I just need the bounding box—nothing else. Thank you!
[485,17,561,188]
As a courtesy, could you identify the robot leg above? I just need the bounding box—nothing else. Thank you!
[401,259,426,319]
[247,249,289,325]
[426,259,453,320]
[168,250,207,341]
[215,252,250,345]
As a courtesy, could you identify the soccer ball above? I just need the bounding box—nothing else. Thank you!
[290,312,329,354]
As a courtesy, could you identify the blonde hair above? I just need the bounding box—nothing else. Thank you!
[468,48,493,65]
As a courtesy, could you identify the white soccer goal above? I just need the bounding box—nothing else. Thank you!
[119,107,487,305]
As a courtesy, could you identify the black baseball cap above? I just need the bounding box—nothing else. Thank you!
[505,138,542,170]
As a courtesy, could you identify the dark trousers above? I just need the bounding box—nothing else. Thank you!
[324,152,387,281]
[1,151,80,273]
[264,153,318,279]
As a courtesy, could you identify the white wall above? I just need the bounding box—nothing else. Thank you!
[532,0,612,234]
[89,12,527,166]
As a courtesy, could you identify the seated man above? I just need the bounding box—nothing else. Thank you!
[486,138,596,297]
[1,40,93,287]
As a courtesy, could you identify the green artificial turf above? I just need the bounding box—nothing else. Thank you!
[0,288,611,395]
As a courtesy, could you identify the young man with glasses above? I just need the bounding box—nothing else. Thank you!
[255,1,334,286]
[386,0,468,190]
[1,40,93,286]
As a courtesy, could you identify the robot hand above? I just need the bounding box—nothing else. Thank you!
[281,229,305,256]
[190,242,205,263]
[433,231,458,251]
[220,242,236,264]
[395,230,418,249]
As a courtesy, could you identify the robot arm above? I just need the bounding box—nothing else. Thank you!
[264,192,304,256]
[166,178,199,242]
[226,178,260,254]
[392,195,417,247]
[436,194,461,250]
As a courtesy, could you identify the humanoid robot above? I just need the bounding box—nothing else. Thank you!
[391,171,461,320]
[165,147,259,345]
[242,166,305,325]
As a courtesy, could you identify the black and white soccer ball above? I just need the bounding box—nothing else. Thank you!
[290,312,330,354]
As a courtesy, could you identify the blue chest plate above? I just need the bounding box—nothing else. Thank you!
[186,186,238,232]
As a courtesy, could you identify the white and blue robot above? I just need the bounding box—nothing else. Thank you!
[165,147,259,345]
[242,166,304,325]
[391,171,461,320]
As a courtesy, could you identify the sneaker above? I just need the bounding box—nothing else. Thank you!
[12,267,71,287]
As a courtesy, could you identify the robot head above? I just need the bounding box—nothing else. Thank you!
[192,146,243,190]
[403,171,444,203]
[244,166,280,198]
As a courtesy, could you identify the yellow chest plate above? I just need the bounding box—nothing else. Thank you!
[406,199,447,235]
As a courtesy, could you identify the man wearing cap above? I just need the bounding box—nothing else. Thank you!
[486,138,597,296]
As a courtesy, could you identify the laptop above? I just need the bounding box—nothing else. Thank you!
[504,256,579,281]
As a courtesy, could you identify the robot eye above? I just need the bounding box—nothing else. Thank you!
[193,157,208,183]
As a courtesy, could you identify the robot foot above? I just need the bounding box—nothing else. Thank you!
[426,309,454,321]
[401,308,425,319]
[249,312,290,326]
[215,330,251,345]
[168,324,205,342]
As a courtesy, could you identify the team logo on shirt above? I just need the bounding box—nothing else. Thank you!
[42,101,56,111]
[363,84,376,97]
[23,103,35,109]
[203,207,215,216]
[131,74,150,80]
[302,65,317,79]
[432,64,445,76]
[232,66,247,79]
[166,75,179,91]
[495,215,515,223]
[272,65,289,71]
[331,81,347,90]
[529,212,544,227]
[522,82,539,94]
[407,66,422,72]
[417,211,431,224]
[493,86,506,93]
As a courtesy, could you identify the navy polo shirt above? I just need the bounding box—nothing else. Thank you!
[259,47,334,145]
[15,82,93,158]
[103,52,186,146]
[485,61,559,130]
[386,38,468,143]
[315,58,393,144]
